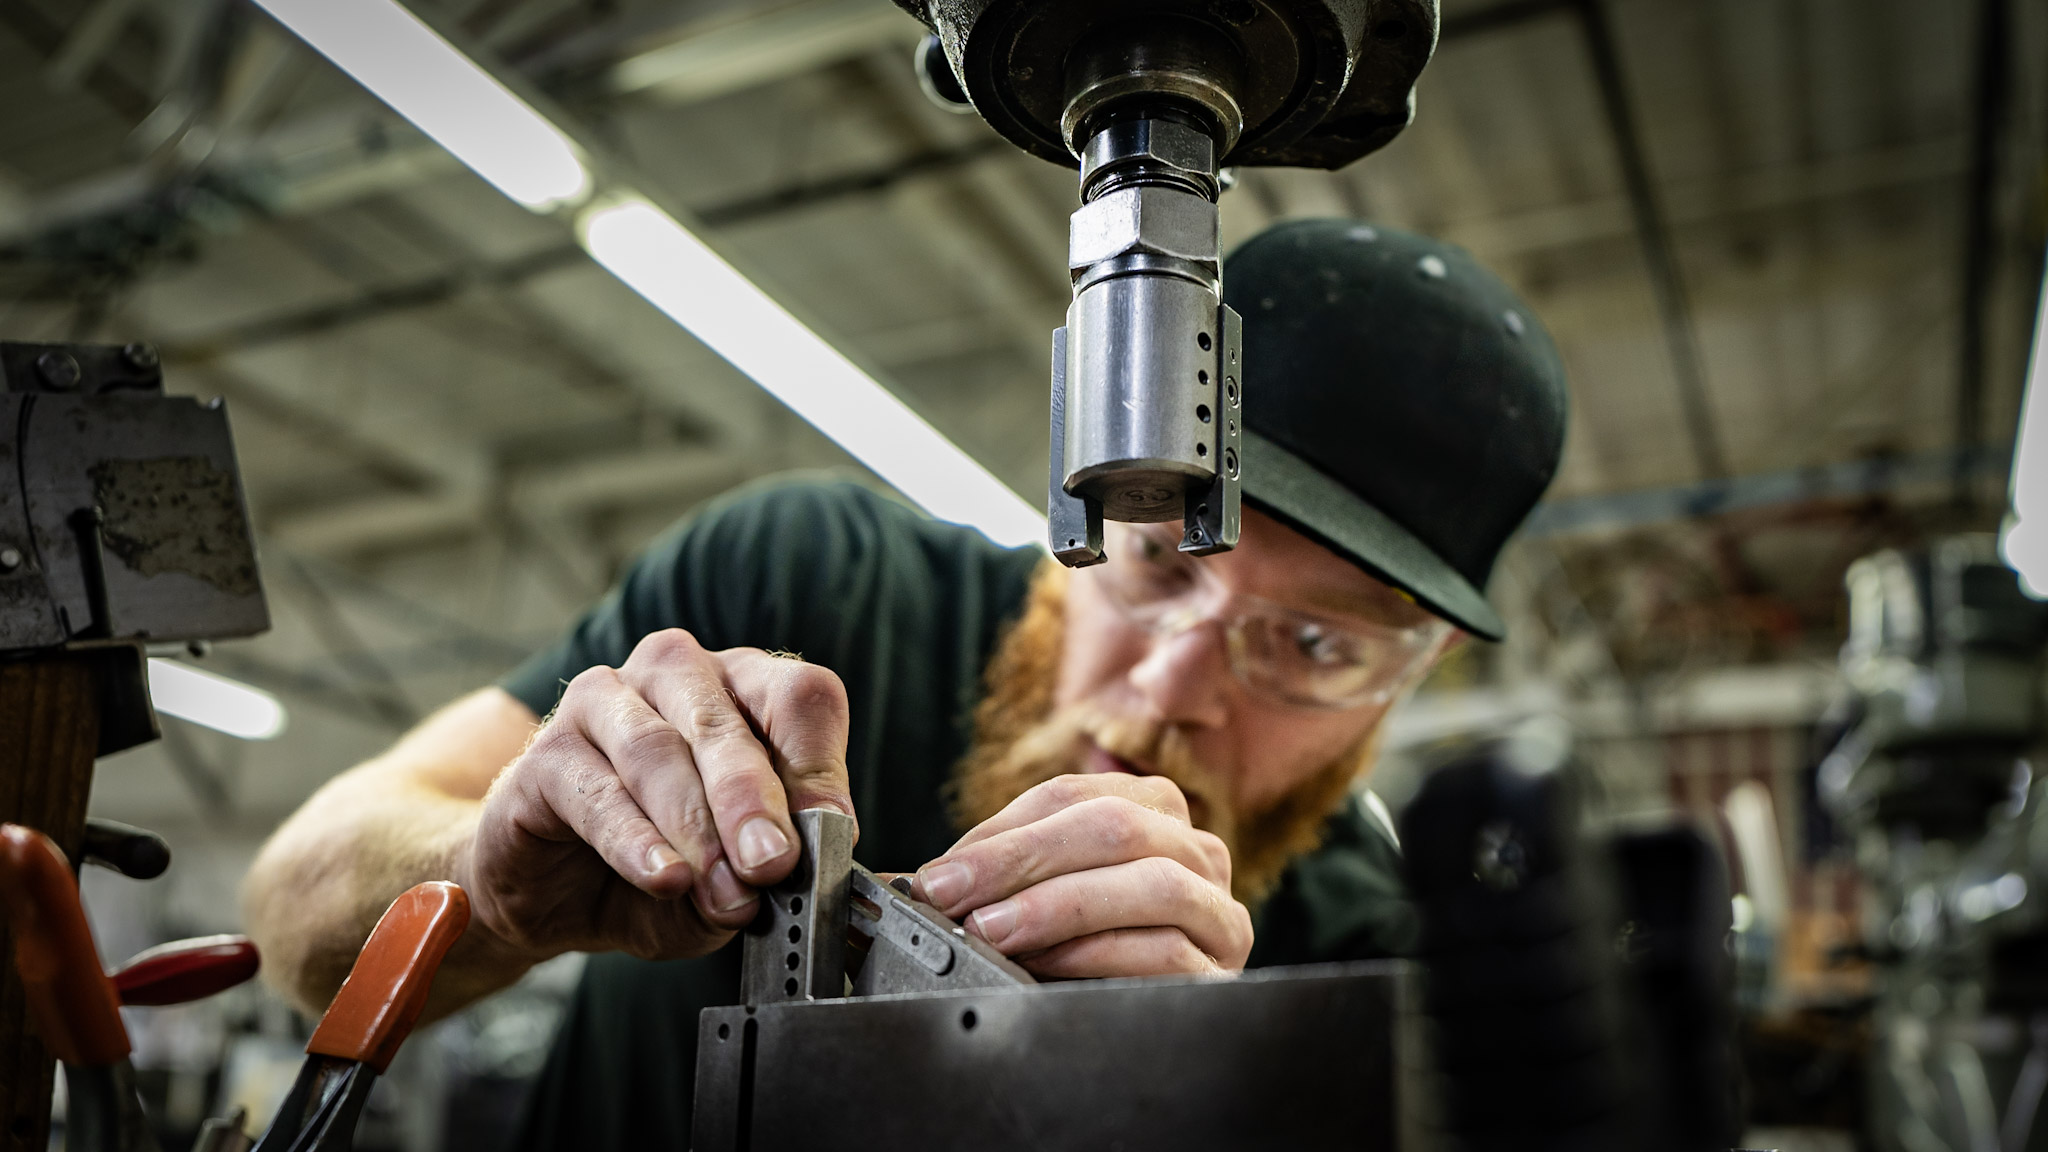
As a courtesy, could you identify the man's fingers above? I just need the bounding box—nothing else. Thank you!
[622,631,797,887]
[568,675,763,927]
[564,666,728,882]
[913,797,1230,917]
[521,725,694,902]
[962,857,1252,967]
[723,650,856,830]
[947,773,1192,854]
[687,858,761,930]
[1016,927,1229,980]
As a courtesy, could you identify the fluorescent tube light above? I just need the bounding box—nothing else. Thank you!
[579,198,1045,548]
[148,659,288,741]
[252,0,590,210]
[2004,267,2048,598]
[257,1,1047,550]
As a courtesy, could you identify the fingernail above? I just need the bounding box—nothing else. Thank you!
[646,843,683,876]
[969,900,1018,946]
[917,861,971,910]
[705,858,756,913]
[737,818,791,871]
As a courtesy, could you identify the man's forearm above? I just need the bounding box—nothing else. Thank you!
[242,766,540,1020]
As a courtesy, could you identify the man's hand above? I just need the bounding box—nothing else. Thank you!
[910,775,1252,978]
[454,630,855,963]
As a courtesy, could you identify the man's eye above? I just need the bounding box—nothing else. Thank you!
[1294,624,1357,667]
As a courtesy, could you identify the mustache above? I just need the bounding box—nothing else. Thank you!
[1005,702,1235,845]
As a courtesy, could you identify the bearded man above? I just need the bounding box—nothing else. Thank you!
[243,219,1568,1150]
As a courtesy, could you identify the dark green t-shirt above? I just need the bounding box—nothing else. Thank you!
[498,478,1414,1150]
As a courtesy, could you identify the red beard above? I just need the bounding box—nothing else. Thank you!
[948,564,1379,906]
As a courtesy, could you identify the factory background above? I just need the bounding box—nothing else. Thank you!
[1,0,2044,1148]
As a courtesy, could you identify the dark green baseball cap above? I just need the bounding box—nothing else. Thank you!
[1224,220,1569,641]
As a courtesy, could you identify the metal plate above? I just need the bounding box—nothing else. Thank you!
[695,960,1412,1152]
[0,396,63,649]
[17,393,267,645]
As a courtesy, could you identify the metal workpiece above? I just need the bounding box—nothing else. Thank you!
[694,961,1414,1152]
[742,807,1030,1003]
[741,809,855,1003]
[846,868,1033,996]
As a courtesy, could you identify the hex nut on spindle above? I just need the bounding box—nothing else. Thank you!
[1080,119,1217,194]
[1068,186,1221,275]
[35,351,81,391]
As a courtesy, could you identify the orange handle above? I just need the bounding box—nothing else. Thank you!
[112,935,260,1006]
[306,881,469,1073]
[0,824,130,1065]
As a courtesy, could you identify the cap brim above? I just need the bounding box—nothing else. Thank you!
[1240,428,1506,640]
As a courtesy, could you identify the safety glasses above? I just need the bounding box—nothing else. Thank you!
[1092,524,1453,710]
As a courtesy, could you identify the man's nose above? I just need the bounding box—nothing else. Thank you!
[1127,619,1231,728]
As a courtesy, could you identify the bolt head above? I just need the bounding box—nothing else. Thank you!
[122,342,160,371]
[35,351,81,391]
[0,547,22,572]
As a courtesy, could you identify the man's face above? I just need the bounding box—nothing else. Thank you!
[1055,507,1454,827]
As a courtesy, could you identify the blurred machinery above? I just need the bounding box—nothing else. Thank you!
[888,0,1436,563]
[1820,536,2048,1152]
[1401,721,1741,1152]
[0,340,268,1152]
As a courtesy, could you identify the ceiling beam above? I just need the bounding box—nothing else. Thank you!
[269,445,748,556]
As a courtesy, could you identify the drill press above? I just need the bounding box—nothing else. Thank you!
[889,0,1437,563]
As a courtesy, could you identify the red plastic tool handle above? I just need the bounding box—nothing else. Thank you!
[0,824,130,1066]
[306,881,470,1073]
[112,935,261,1007]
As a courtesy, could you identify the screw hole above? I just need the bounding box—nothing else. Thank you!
[717,1022,731,1040]
[788,925,802,944]
[1225,447,1240,479]
[784,977,798,996]
[789,896,803,913]
[1197,332,1212,351]
[1196,442,1208,457]
[1066,538,1077,547]
[786,951,800,970]
[1226,378,1239,406]
[961,1009,978,1031]
[911,933,922,946]
[1196,404,1211,423]
[1198,369,1209,386]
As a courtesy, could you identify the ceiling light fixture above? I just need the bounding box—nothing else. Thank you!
[578,198,1044,546]
[147,659,288,741]
[2004,266,2047,599]
[251,0,1046,550]
[253,0,590,210]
